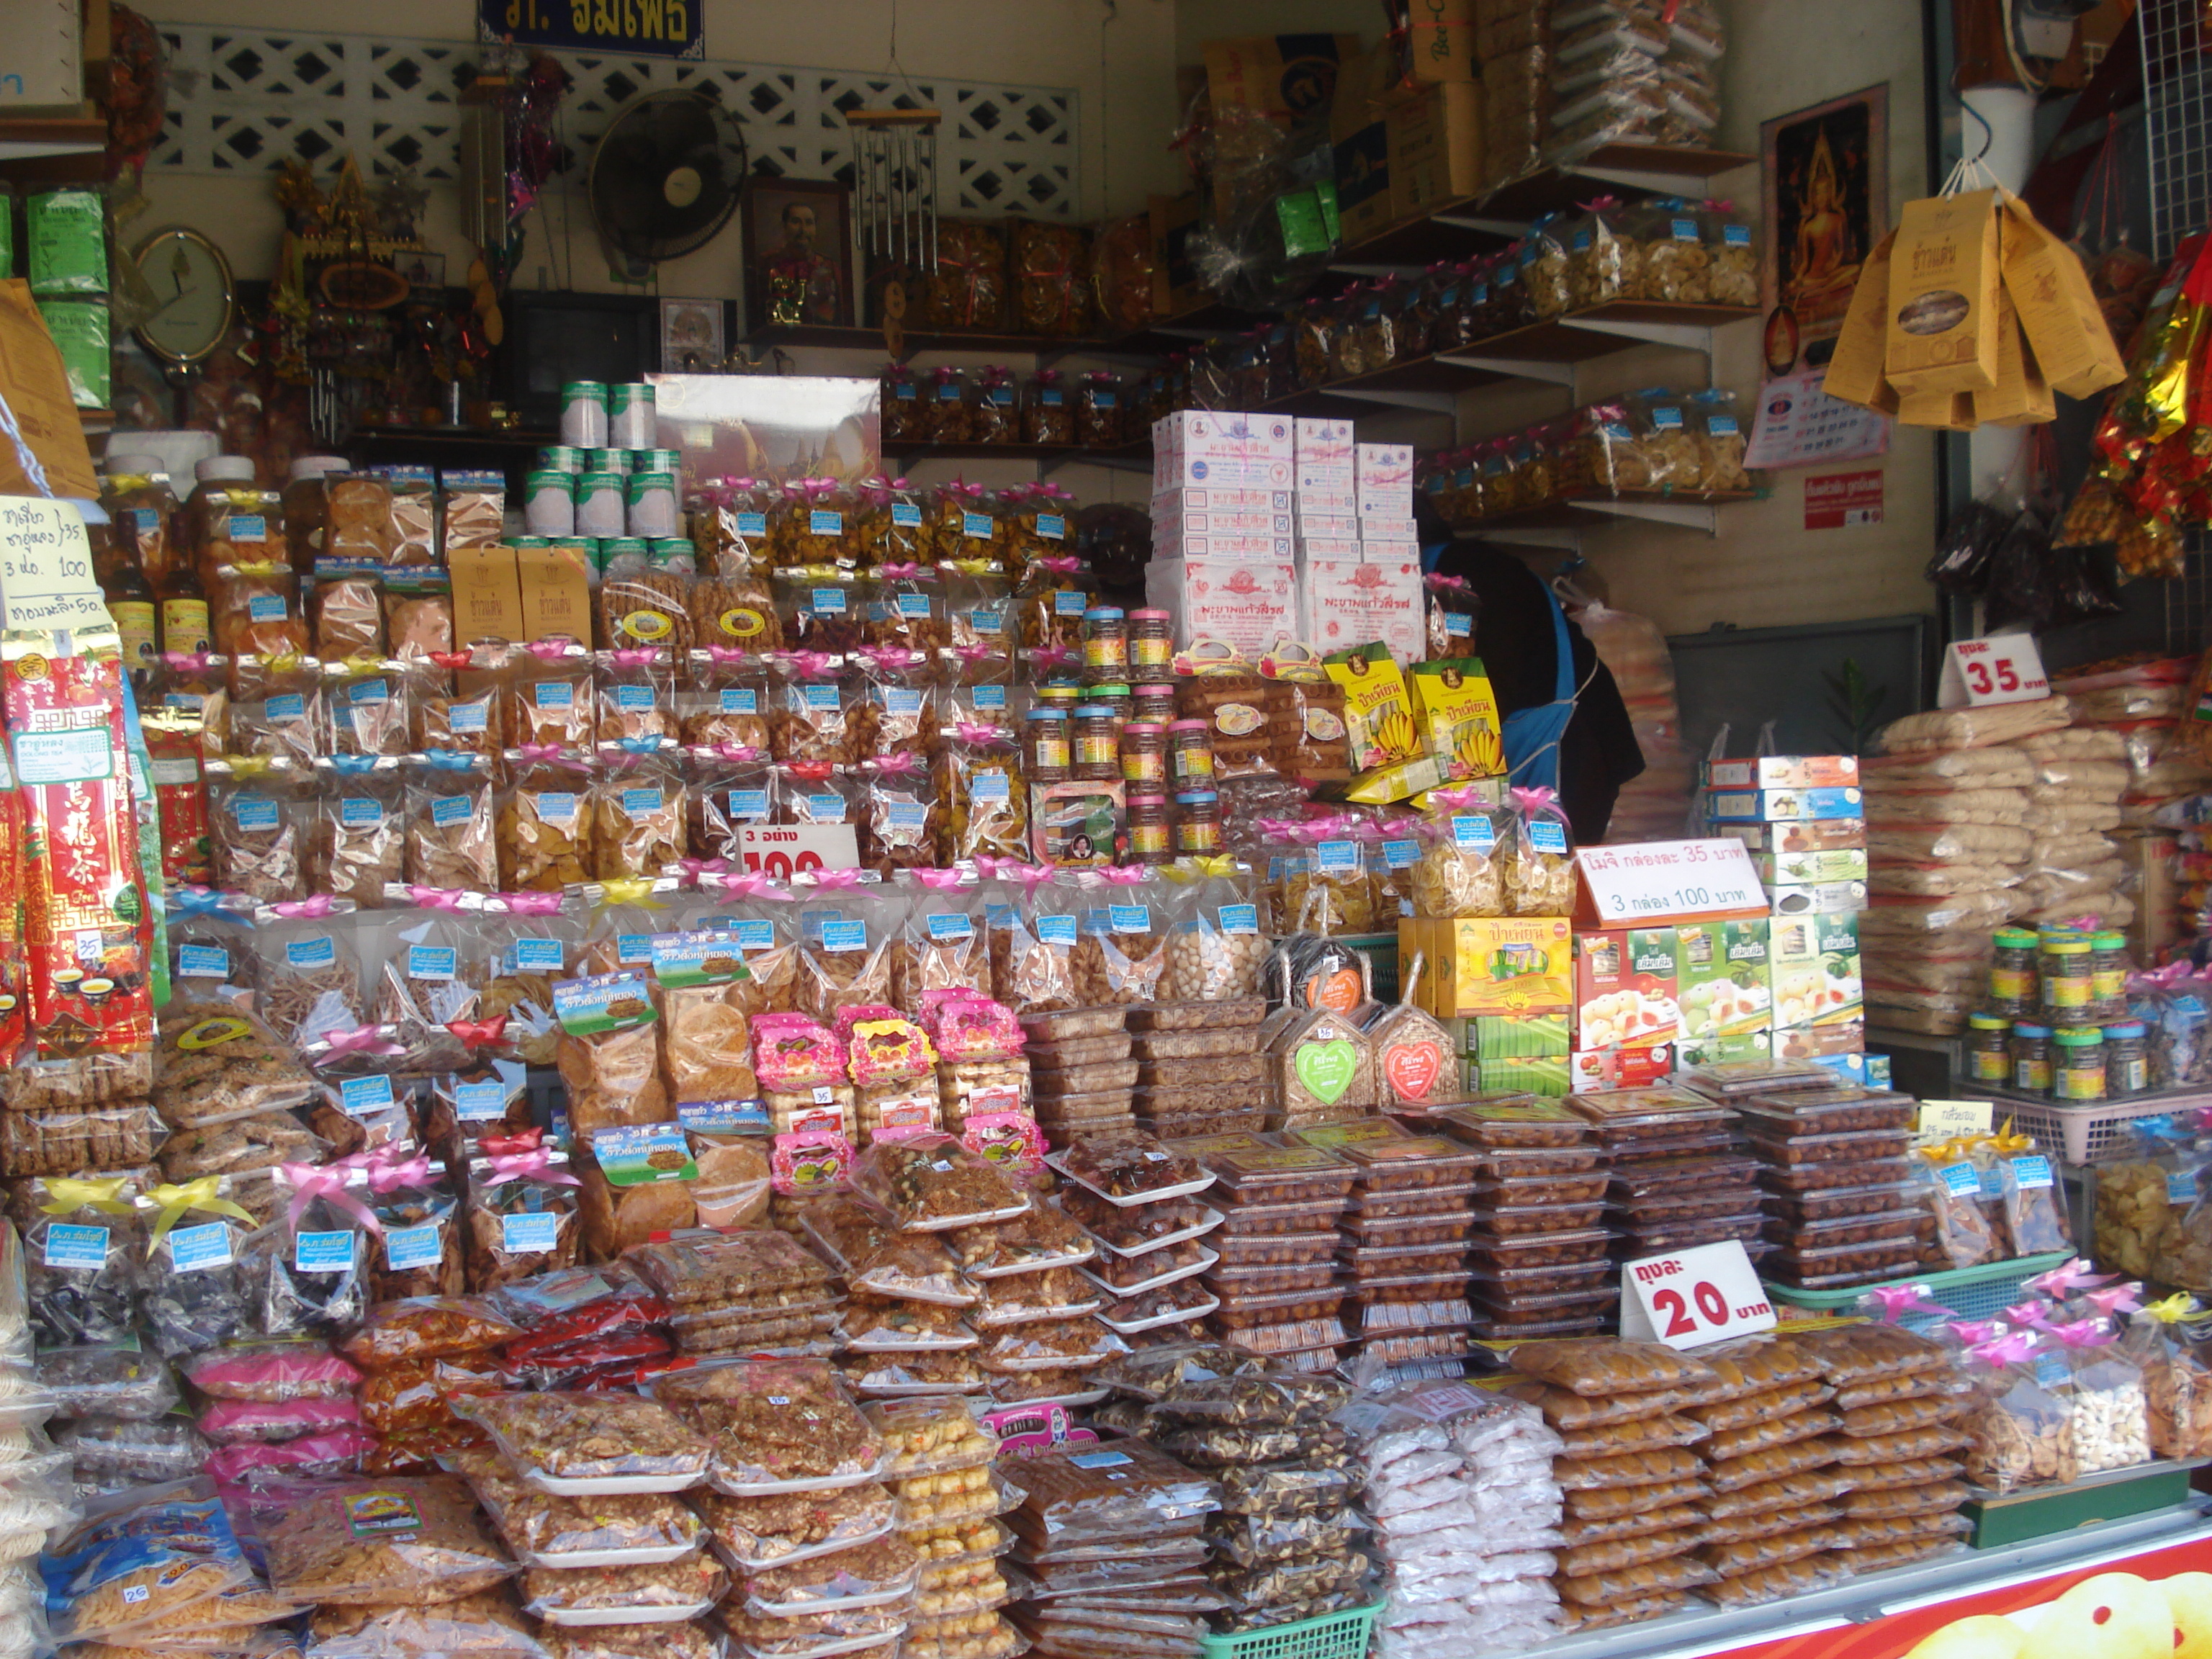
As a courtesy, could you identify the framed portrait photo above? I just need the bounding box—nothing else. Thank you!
[660,297,727,372]
[740,176,855,333]
[1761,84,1888,375]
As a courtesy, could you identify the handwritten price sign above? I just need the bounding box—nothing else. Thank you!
[0,498,104,633]
[1938,634,2049,710]
[1575,839,1766,927]
[1619,1241,1775,1349]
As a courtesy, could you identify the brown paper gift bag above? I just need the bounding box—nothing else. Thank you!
[1974,285,2057,427]
[0,282,95,502]
[1897,384,1979,431]
[1824,230,1899,412]
[1999,188,2127,399]
[1887,188,2002,396]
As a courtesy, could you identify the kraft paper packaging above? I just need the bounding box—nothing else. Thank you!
[1999,187,2128,399]
[1887,187,2002,396]
[1822,229,1901,413]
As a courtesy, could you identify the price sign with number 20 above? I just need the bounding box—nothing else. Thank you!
[1619,1241,1776,1349]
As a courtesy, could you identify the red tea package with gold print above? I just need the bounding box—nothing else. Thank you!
[4,636,155,1058]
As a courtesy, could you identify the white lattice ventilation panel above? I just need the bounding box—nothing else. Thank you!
[148,24,1079,219]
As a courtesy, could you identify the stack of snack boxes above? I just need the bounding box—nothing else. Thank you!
[1146,412,1425,665]
[1402,917,1575,1095]
[1702,756,1874,1089]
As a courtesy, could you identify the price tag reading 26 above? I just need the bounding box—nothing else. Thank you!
[1619,1241,1775,1350]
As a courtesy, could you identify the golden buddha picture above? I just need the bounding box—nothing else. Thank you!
[1761,84,1888,372]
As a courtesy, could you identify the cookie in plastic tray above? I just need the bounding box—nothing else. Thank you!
[945,1207,1096,1280]
[973,1321,1128,1375]
[739,1531,924,1616]
[1205,1284,1348,1328]
[1740,1125,1915,1166]
[1097,1280,1219,1335]
[694,1482,898,1571]
[1763,1236,1919,1278]
[1341,1181,1478,1220]
[1006,1439,1220,1540]
[858,1134,1033,1232]
[1468,1257,1614,1295]
[1133,1051,1264,1087]
[1209,1195,1349,1237]
[1136,1110,1268,1141]
[1206,1228,1339,1268]
[1025,1033,1134,1069]
[1467,1226,1615,1267]
[1606,1154,1761,1198]
[1612,1215,1768,1253]
[1202,1260,1339,1295]
[1354,1292,1475,1333]
[649,1357,885,1494]
[1758,1179,1917,1223]
[1209,1314,1349,1355]
[1466,1198,1607,1236]
[1761,1212,1918,1251]
[1200,1144,1357,1203]
[1126,998,1266,1032]
[1077,1246,1217,1305]
[1466,1284,1620,1326]
[1130,1025,1262,1059]
[1429,1095,1591,1148]
[1017,1008,1128,1043]
[1029,1060,1140,1098]
[1756,1156,1915,1194]
[1339,1209,1473,1248]
[1044,1133,1210,1205]
[968,1269,1101,1328]
[1343,1239,1470,1278]
[1609,1187,1763,1223]
[1566,1086,1730,1137]
[1604,1127,1742,1160]
[1733,1089,1917,1133]
[867,1398,999,1477]
[1470,1141,1606,1177]
[1470,1169,1610,1207]
[1068,1207,1223,1263]
[1678,1058,1833,1099]
[1327,1135,1484,1191]
[1470,1310,1609,1339]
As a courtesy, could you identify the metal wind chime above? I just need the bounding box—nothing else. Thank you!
[845,104,940,349]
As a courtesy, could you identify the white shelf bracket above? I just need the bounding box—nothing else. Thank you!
[1435,352,1578,387]
[1560,317,1719,353]
[1431,213,1529,238]
[1328,388,1463,415]
[1475,526,1585,551]
[1579,499,1722,534]
[1569,161,1748,198]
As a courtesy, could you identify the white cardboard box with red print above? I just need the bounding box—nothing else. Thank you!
[1145,557,1299,655]
[1298,557,1424,665]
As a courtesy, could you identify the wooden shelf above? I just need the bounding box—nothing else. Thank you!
[742,323,1114,362]
[349,426,559,449]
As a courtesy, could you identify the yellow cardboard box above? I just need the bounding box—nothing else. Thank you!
[1390,81,1483,219]
[1999,188,2128,399]
[1402,917,1573,1017]
[1886,188,2002,395]
[517,541,593,644]
[1822,229,1898,411]
[1406,0,1475,82]
[447,546,524,647]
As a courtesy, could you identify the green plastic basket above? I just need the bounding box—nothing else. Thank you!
[1765,1249,2074,1328]
[1198,1601,1385,1659]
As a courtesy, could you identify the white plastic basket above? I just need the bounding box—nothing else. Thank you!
[1982,1093,2200,1164]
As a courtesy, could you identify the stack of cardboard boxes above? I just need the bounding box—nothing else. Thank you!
[1147,413,1428,664]
[1327,24,1485,244]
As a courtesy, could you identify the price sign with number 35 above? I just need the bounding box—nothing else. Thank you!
[1938,635,2049,710]
[1619,1241,1776,1349]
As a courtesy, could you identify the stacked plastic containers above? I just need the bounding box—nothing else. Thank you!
[1006,1438,1223,1659]
[1683,1062,1924,1292]
[1291,1120,1483,1375]
[1185,1138,1360,1372]
[1046,1130,1220,1344]
[1132,998,1272,1139]
[1021,1009,1133,1141]
[1569,1084,1763,1266]
[1432,1096,1617,1339]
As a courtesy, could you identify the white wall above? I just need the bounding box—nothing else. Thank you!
[1554,0,1936,638]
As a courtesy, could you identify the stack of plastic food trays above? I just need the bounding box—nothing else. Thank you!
[1130,998,1272,1139]
[1565,1087,1762,1271]
[1737,1093,1922,1292]
[1185,1138,1363,1372]
[1290,1120,1485,1374]
[1422,1095,1615,1338]
[1676,1060,1925,1292]
[868,1398,1026,1659]
[1044,1130,1223,1345]
[1022,1009,1136,1143]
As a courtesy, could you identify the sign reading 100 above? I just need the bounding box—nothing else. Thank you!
[482,0,698,58]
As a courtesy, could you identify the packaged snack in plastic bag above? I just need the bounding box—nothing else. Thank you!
[591,748,687,881]
[42,1483,257,1642]
[252,1473,512,1606]
[505,642,595,749]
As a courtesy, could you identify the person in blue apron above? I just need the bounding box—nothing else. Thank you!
[1419,499,1645,842]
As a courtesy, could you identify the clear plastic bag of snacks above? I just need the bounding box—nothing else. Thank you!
[1689,387,1749,497]
[500,749,595,891]
[209,759,312,902]
[1507,786,1578,914]
[989,869,1080,1016]
[1412,796,1509,917]
[325,656,413,757]
[794,886,899,1020]
[940,727,1028,866]
[228,654,328,763]
[405,754,500,892]
[313,756,406,904]
[505,641,595,748]
[590,749,687,881]
[595,649,676,745]
[1565,198,1641,307]
[253,902,366,1044]
[1157,862,1265,1001]
[683,649,773,749]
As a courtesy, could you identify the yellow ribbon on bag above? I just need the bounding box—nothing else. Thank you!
[40,1177,133,1216]
[2143,1292,2209,1325]
[144,1179,256,1259]
[222,755,274,778]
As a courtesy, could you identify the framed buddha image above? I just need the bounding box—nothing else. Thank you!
[740,177,855,334]
[1761,84,1887,376]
